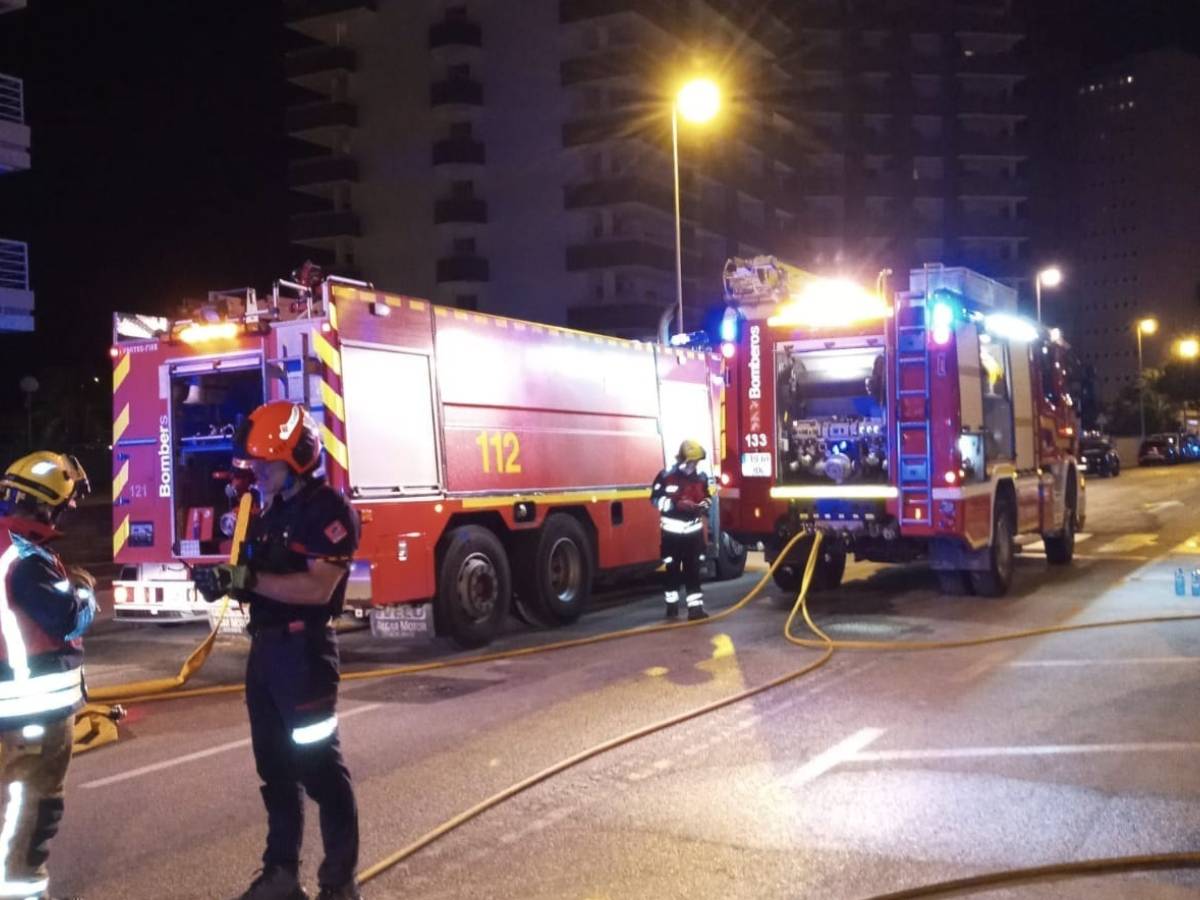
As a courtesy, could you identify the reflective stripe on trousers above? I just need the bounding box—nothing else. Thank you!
[660,518,703,535]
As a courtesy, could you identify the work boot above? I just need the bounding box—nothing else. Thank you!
[664,602,680,620]
[237,867,309,900]
[687,606,709,621]
[315,884,363,900]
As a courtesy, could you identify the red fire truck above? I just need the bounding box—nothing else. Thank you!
[111,276,741,647]
[717,258,1085,597]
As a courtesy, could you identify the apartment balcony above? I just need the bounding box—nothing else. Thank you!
[795,172,847,195]
[559,0,675,33]
[957,256,1028,279]
[954,131,1029,157]
[955,50,1028,77]
[561,111,630,147]
[955,173,1029,197]
[430,78,483,108]
[432,137,485,166]
[434,196,488,225]
[429,19,482,50]
[955,213,1030,237]
[285,0,376,23]
[567,301,667,339]
[956,93,1026,116]
[566,239,677,273]
[560,46,656,86]
[564,177,674,214]
[288,155,358,192]
[286,100,357,143]
[436,255,490,283]
[0,74,29,174]
[794,47,846,72]
[288,210,361,245]
[0,239,32,332]
[284,45,355,95]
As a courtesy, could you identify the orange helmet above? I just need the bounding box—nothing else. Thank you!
[233,401,322,474]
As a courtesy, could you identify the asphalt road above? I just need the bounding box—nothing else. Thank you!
[53,465,1200,898]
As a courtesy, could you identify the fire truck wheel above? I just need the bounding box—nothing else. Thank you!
[1044,482,1077,565]
[715,531,748,580]
[768,536,843,606]
[935,570,973,595]
[436,525,512,649]
[970,498,1016,597]
[515,514,593,626]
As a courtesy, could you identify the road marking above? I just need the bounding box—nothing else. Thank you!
[1008,657,1200,669]
[1095,533,1158,555]
[950,649,1009,683]
[852,740,1200,763]
[80,703,382,789]
[1145,500,1184,514]
[784,727,885,787]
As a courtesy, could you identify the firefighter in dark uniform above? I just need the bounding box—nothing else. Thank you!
[195,401,362,900]
[650,440,712,621]
[0,451,96,900]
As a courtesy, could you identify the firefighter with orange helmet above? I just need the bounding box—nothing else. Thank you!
[194,401,362,900]
[650,439,712,620]
[0,451,95,900]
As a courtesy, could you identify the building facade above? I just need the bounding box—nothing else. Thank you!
[1059,49,1200,402]
[0,0,31,333]
[283,0,1032,336]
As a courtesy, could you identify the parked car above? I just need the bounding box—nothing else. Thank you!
[1080,436,1121,477]
[1139,434,1180,465]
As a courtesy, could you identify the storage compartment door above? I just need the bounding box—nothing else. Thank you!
[340,344,440,495]
[658,380,716,475]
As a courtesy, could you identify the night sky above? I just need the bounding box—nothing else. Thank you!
[0,0,1196,399]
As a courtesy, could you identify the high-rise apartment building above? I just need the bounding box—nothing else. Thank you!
[0,0,31,333]
[1058,49,1200,402]
[283,0,1032,335]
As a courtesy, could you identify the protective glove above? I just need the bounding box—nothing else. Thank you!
[64,566,98,641]
[193,563,255,603]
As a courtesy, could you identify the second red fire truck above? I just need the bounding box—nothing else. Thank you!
[717,258,1085,597]
[111,276,741,647]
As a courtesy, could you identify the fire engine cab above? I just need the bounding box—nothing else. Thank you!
[111,276,739,647]
[719,258,1085,597]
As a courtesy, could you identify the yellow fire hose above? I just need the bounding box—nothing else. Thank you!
[71,493,253,753]
[353,532,1200,897]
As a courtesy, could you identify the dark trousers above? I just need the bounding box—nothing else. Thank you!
[246,624,359,888]
[661,528,704,605]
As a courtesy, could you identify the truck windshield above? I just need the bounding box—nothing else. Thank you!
[775,342,888,486]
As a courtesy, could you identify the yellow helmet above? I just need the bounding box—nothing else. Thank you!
[0,452,90,512]
[676,439,707,463]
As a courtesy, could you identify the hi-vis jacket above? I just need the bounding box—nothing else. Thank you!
[650,465,711,536]
[0,518,90,729]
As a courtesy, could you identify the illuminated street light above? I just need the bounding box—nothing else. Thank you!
[1178,338,1200,360]
[1136,316,1159,443]
[672,77,721,335]
[1034,266,1063,323]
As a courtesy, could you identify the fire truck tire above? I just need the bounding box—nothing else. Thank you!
[970,498,1016,597]
[936,570,973,595]
[715,531,748,580]
[515,515,593,626]
[769,536,843,605]
[1044,482,1078,565]
[436,526,512,649]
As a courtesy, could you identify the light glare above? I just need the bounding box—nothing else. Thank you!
[677,78,720,124]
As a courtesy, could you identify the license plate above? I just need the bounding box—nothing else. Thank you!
[370,602,434,640]
[741,452,772,478]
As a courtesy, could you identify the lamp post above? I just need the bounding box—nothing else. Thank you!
[1035,266,1062,324]
[1136,317,1158,442]
[671,77,720,336]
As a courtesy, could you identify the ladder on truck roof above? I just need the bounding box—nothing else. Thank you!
[895,292,933,527]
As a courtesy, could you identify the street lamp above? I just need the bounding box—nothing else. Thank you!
[1035,266,1063,324]
[672,77,720,336]
[1178,338,1200,360]
[1136,317,1158,442]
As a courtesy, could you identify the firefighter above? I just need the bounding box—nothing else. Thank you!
[0,451,96,900]
[650,439,712,621]
[194,401,362,900]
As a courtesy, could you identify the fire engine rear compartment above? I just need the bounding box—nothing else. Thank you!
[167,356,264,557]
[775,339,888,488]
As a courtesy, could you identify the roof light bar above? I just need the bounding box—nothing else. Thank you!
[983,313,1038,343]
[178,322,239,344]
[767,278,892,329]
